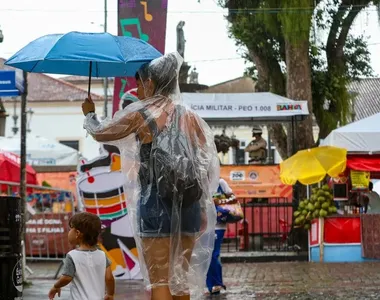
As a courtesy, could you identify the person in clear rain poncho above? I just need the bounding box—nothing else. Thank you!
[82,52,219,300]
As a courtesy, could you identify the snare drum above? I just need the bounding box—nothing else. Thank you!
[78,171,128,222]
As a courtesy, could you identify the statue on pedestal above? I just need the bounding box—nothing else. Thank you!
[189,67,199,84]
[176,21,190,84]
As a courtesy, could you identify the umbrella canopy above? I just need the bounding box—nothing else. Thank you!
[0,151,37,190]
[280,146,347,185]
[5,31,162,77]
[0,135,79,166]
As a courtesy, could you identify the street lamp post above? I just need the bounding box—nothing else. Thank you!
[19,71,28,283]
[103,0,109,118]
[90,1,109,118]
[11,100,33,135]
[26,108,33,133]
[0,28,7,137]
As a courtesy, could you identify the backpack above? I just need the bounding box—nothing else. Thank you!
[139,105,203,207]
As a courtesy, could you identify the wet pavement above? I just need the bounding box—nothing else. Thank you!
[23,261,380,299]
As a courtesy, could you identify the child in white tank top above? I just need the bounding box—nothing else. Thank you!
[48,212,115,300]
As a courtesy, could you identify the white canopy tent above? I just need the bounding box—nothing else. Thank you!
[182,92,309,126]
[0,134,79,166]
[321,112,380,153]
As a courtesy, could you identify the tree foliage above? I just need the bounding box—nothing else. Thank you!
[220,0,376,157]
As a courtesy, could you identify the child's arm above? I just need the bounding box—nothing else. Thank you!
[104,266,115,300]
[48,275,72,299]
[48,254,75,299]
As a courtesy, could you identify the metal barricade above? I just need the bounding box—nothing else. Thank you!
[0,180,75,261]
[222,197,298,252]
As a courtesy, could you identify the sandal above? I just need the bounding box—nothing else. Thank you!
[211,286,223,295]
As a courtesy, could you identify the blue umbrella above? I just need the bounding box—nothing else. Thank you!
[5,31,162,95]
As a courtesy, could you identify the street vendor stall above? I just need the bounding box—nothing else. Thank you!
[278,146,369,262]
[313,114,380,262]
[308,164,380,263]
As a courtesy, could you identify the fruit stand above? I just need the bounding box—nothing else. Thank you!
[280,146,359,262]
[304,184,367,262]
[282,147,380,262]
[308,215,364,262]
[294,185,362,263]
[308,154,380,262]
[294,185,337,231]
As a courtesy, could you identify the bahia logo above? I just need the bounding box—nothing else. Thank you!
[277,104,302,111]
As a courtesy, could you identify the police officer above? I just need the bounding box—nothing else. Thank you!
[245,127,267,163]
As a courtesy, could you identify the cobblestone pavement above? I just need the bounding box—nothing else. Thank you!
[22,261,380,299]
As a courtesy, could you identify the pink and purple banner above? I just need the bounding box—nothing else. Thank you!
[113,0,168,114]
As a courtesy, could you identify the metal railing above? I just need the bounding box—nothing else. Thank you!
[0,180,75,260]
[222,197,298,252]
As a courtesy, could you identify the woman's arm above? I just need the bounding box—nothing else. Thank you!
[219,178,233,196]
[84,111,144,143]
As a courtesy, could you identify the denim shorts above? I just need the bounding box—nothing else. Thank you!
[137,187,201,238]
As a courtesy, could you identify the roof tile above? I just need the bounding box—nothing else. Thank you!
[349,78,380,121]
[0,58,103,102]
[200,77,255,93]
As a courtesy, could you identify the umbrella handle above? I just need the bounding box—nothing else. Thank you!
[88,61,92,100]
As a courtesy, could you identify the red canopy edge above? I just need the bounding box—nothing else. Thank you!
[347,155,380,172]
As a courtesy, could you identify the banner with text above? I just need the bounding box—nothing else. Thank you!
[0,70,21,97]
[25,213,72,256]
[350,170,370,190]
[181,93,309,118]
[113,0,168,115]
[184,101,308,118]
[220,165,293,198]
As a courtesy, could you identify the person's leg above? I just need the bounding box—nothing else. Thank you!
[171,235,196,300]
[211,229,226,292]
[206,231,219,293]
[142,237,172,300]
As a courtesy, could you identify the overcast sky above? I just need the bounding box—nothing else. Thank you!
[0,0,379,86]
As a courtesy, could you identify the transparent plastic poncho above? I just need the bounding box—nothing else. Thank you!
[83,52,219,298]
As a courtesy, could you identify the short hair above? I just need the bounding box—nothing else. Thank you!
[369,181,373,191]
[69,212,101,246]
[135,53,178,96]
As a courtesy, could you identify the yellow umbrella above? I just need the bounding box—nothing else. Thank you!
[280,146,347,185]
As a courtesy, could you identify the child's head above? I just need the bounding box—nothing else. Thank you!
[68,212,101,247]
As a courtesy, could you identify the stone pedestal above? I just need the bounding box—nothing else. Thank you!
[179,63,191,84]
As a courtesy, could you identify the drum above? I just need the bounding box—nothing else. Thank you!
[78,171,128,223]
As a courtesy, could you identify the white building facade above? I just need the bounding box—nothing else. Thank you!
[3,99,112,161]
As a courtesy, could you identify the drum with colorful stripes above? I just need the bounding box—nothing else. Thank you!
[78,171,128,223]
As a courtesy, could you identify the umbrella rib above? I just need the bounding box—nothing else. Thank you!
[30,60,41,73]
[43,34,67,62]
